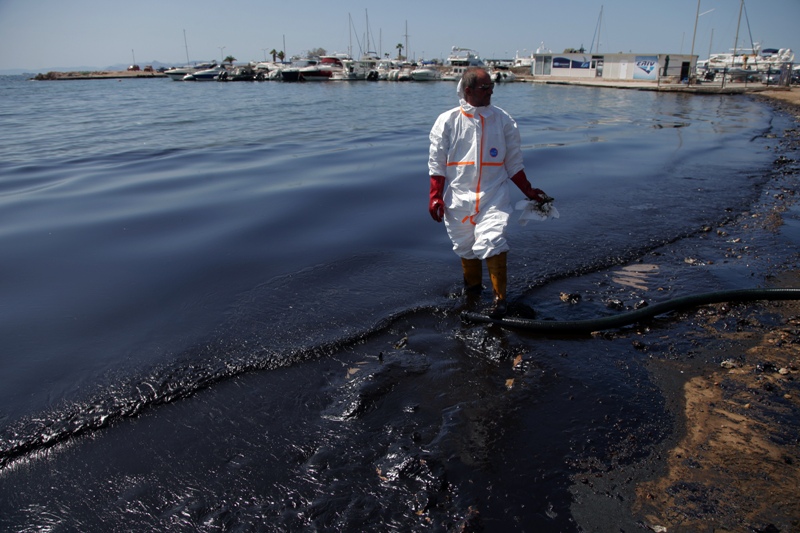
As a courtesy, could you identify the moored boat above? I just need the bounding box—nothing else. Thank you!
[164,61,218,81]
[410,62,441,81]
[280,58,318,82]
[705,45,794,73]
[218,65,258,82]
[298,55,347,81]
[375,59,401,80]
[183,64,226,81]
[333,54,380,81]
[491,65,517,82]
[441,47,484,81]
[699,44,794,83]
[253,61,283,80]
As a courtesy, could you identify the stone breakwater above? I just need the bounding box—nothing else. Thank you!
[32,70,166,80]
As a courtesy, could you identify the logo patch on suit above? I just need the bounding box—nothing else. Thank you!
[489,147,498,157]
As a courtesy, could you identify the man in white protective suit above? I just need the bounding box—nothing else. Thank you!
[428,66,550,318]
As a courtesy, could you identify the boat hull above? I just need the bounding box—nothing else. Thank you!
[410,69,441,81]
[165,71,192,81]
[281,69,302,82]
[184,68,224,81]
[164,62,218,81]
[298,68,341,82]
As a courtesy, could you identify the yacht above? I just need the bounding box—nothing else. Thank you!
[410,62,442,81]
[183,64,226,81]
[298,55,347,81]
[280,58,318,82]
[441,47,484,81]
[333,54,380,81]
[164,61,218,81]
[491,65,517,82]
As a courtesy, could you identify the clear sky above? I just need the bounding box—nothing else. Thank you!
[1,0,798,71]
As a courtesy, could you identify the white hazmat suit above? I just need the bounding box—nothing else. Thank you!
[428,81,525,260]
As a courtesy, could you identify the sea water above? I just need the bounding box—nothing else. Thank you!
[0,75,796,530]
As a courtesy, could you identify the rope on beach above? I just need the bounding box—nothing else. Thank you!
[461,288,800,333]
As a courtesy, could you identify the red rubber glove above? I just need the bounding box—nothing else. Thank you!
[429,175,445,222]
[510,171,548,203]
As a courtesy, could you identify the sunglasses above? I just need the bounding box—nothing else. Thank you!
[476,82,495,90]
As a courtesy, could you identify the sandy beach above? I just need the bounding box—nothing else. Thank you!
[759,88,800,116]
[629,88,800,532]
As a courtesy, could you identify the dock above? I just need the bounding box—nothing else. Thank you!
[521,75,792,95]
[32,70,167,80]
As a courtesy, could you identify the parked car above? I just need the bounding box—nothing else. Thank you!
[761,69,782,85]
[127,65,140,71]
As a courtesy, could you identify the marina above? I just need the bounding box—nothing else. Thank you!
[30,64,796,96]
[30,38,797,95]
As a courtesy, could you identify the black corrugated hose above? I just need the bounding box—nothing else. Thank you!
[462,288,800,333]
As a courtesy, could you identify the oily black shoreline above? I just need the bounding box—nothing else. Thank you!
[571,97,800,532]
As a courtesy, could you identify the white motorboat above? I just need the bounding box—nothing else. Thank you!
[183,65,226,81]
[253,61,283,80]
[707,48,794,72]
[298,55,347,81]
[164,61,218,81]
[491,65,517,82]
[410,63,441,81]
[380,62,413,81]
[334,54,380,80]
[705,44,794,75]
[375,59,401,80]
[280,58,318,82]
[441,47,484,80]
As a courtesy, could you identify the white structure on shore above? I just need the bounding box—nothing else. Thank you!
[531,52,697,82]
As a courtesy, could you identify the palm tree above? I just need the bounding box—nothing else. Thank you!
[269,49,277,62]
[396,43,404,60]
[277,51,285,62]
[224,55,236,66]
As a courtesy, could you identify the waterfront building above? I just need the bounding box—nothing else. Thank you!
[532,52,697,83]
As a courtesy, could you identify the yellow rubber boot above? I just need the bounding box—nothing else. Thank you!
[461,258,483,294]
[485,252,508,317]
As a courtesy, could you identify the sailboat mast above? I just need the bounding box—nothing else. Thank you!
[365,9,370,55]
[597,6,602,53]
[183,29,190,65]
[733,0,743,57]
[404,20,409,61]
[590,6,603,54]
[708,28,714,59]
[690,0,700,61]
[348,14,353,57]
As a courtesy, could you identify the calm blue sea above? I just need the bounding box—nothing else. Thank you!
[0,75,797,531]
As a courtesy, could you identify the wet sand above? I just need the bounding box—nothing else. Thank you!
[632,278,800,532]
[629,90,800,532]
[760,88,800,108]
